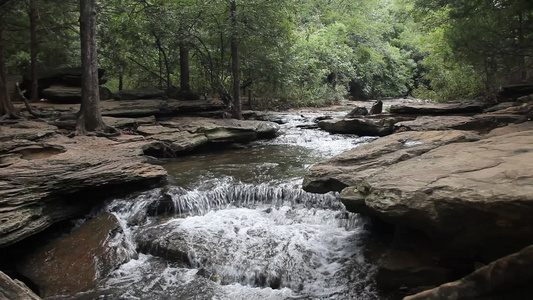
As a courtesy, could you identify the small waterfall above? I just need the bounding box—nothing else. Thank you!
[81,112,380,300]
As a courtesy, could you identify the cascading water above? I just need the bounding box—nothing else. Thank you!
[71,112,381,300]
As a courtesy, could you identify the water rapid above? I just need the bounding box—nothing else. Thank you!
[75,112,380,300]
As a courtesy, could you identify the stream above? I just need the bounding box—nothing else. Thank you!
[72,112,380,300]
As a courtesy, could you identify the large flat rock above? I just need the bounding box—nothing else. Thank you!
[389,101,488,115]
[0,121,167,247]
[37,99,225,118]
[303,130,481,194]
[340,124,533,259]
[0,270,40,300]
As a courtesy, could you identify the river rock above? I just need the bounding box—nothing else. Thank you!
[346,106,368,117]
[404,245,533,300]
[318,115,412,136]
[339,125,533,260]
[0,271,41,300]
[369,100,383,114]
[0,121,167,247]
[303,130,480,194]
[17,213,136,298]
[115,88,166,100]
[498,84,533,99]
[389,102,487,115]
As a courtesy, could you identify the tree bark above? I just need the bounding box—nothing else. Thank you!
[230,0,242,119]
[118,65,123,91]
[29,0,39,102]
[0,25,15,117]
[77,0,108,134]
[180,46,190,91]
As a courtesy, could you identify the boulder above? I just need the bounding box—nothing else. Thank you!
[140,117,279,157]
[339,126,533,260]
[369,100,383,114]
[115,88,166,100]
[42,86,113,103]
[346,106,368,117]
[389,102,487,115]
[18,213,136,298]
[0,271,41,300]
[303,130,480,194]
[498,84,533,99]
[404,245,533,300]
[318,115,413,136]
[394,116,494,132]
[0,121,167,247]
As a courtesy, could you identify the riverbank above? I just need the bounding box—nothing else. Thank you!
[303,96,533,299]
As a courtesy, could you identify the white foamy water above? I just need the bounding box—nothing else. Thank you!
[75,112,379,300]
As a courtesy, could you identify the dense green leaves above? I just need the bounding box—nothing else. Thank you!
[2,0,531,105]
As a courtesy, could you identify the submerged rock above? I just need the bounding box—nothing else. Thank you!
[17,213,135,298]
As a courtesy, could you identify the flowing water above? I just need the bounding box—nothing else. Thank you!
[73,112,381,300]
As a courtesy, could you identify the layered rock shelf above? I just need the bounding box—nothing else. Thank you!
[0,101,280,249]
[304,97,533,298]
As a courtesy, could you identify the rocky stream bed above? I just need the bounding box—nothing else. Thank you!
[1,96,532,300]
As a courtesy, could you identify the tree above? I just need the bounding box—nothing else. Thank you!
[29,0,38,102]
[76,0,110,135]
[0,0,16,118]
[230,0,241,119]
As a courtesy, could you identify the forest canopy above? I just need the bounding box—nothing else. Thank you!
[1,0,532,108]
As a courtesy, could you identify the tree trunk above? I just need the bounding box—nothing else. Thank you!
[0,26,15,117]
[29,0,39,102]
[118,65,123,91]
[230,0,242,119]
[180,46,190,91]
[77,0,107,134]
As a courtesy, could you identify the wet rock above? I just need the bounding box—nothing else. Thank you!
[318,115,412,136]
[483,102,518,113]
[346,106,368,117]
[404,245,533,300]
[115,88,166,100]
[0,270,41,300]
[303,130,480,194]
[0,122,167,247]
[102,116,156,129]
[340,127,533,260]
[389,102,487,115]
[18,213,135,298]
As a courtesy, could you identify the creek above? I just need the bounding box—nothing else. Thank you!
[75,112,381,300]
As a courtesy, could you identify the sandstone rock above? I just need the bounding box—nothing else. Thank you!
[498,84,533,99]
[394,116,493,132]
[0,270,41,300]
[346,106,368,117]
[303,130,480,194]
[318,115,412,136]
[340,127,533,260]
[0,121,167,247]
[18,213,135,298]
[115,88,166,100]
[101,116,156,129]
[42,86,113,103]
[404,245,533,300]
[390,102,487,115]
